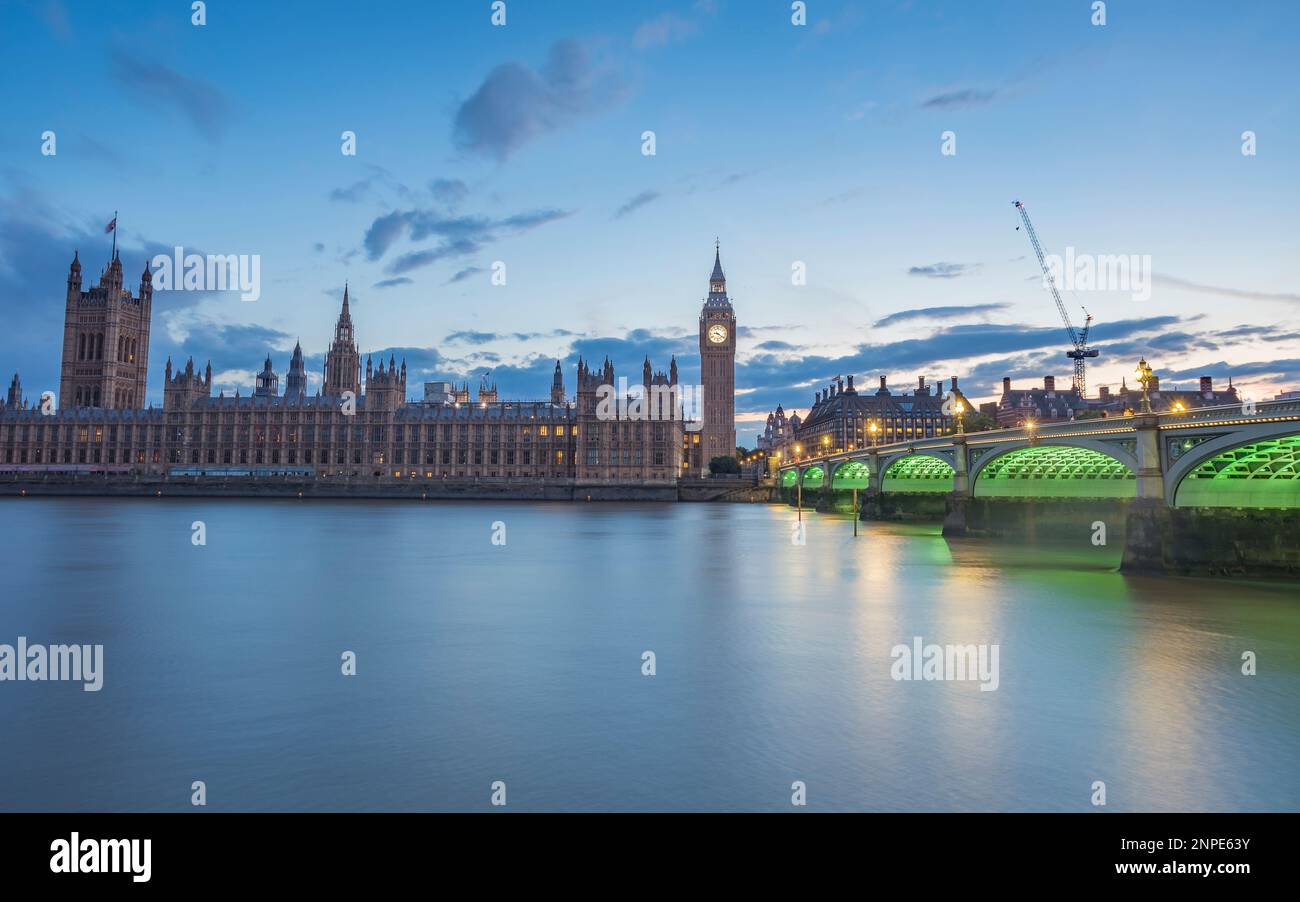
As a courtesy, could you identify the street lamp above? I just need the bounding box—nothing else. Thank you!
[953,399,966,435]
[1171,401,1186,414]
[1134,358,1155,414]
[868,421,880,447]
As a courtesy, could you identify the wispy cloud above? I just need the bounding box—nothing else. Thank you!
[907,262,982,279]
[1155,274,1300,304]
[919,88,997,110]
[874,303,1009,328]
[447,266,484,284]
[109,51,230,143]
[361,206,573,275]
[613,190,660,219]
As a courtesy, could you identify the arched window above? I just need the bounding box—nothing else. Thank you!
[92,387,101,407]
[96,334,104,360]
[79,334,86,360]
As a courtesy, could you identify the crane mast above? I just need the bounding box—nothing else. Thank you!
[1013,200,1099,396]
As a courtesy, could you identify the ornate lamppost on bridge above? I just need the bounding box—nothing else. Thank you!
[868,421,880,447]
[1135,357,1155,414]
[953,398,966,435]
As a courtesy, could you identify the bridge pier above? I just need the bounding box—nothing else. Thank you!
[1121,415,1169,572]
[941,436,970,537]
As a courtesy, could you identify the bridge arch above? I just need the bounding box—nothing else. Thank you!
[1165,422,1300,506]
[972,443,1135,499]
[800,465,826,489]
[779,468,799,488]
[830,459,872,489]
[880,454,954,494]
[1172,433,1300,508]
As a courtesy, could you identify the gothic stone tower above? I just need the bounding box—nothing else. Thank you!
[323,284,361,397]
[60,250,152,409]
[698,243,736,473]
[284,340,307,400]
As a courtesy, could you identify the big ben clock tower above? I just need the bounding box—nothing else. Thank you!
[697,241,736,474]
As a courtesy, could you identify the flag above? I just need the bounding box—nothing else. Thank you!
[105,217,117,234]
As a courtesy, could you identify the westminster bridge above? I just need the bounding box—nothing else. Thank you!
[775,398,1300,574]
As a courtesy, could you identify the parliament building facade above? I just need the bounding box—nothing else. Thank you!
[0,248,740,484]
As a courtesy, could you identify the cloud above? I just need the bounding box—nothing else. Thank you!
[633,12,698,49]
[373,277,413,289]
[452,39,625,160]
[613,190,660,219]
[919,88,998,110]
[445,330,499,346]
[1155,275,1300,304]
[447,266,484,284]
[109,51,230,143]
[874,303,1010,328]
[907,262,981,279]
[362,206,573,274]
[430,178,469,206]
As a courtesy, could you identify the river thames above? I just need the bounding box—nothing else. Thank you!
[1,498,1296,811]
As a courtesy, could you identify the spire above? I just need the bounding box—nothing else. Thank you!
[705,239,731,308]
[342,282,350,313]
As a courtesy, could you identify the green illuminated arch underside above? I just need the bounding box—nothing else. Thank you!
[1176,436,1300,508]
[832,461,872,489]
[882,455,953,494]
[801,465,825,488]
[781,469,798,487]
[975,446,1135,499]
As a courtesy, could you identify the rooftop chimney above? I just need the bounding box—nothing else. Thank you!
[846,375,855,392]
[1002,377,1012,394]
[1044,375,1056,392]
[918,376,926,393]
[879,375,887,391]
[1099,385,1111,401]
[951,376,959,391]
[1200,376,1213,396]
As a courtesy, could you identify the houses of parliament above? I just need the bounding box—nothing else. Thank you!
[0,246,738,484]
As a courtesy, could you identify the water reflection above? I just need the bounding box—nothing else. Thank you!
[0,499,1295,811]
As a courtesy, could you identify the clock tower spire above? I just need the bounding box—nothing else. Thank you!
[697,240,736,475]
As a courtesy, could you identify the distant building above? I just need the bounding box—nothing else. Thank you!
[996,376,1082,427]
[793,374,971,452]
[757,405,796,453]
[0,245,738,486]
[996,374,1239,426]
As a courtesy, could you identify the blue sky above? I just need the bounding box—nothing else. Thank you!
[1,0,1297,443]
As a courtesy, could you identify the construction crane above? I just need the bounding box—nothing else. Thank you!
[1013,200,1099,396]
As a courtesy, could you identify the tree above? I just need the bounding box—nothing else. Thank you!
[709,455,741,475]
[966,412,998,432]
[735,445,751,459]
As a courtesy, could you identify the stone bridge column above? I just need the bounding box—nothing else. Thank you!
[814,458,834,511]
[859,448,883,520]
[1122,413,1171,571]
[942,436,970,537]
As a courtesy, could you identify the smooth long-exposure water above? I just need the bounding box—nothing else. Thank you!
[1,498,1296,811]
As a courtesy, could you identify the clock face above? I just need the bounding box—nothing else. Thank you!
[707,324,728,345]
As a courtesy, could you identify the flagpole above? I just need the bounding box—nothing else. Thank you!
[111,210,118,257]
